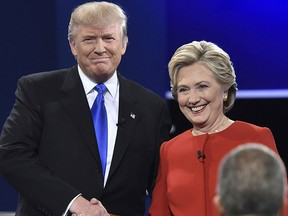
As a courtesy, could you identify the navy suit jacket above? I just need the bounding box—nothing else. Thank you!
[0,66,172,216]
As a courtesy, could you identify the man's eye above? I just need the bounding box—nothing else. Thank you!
[104,37,114,41]
[83,38,94,43]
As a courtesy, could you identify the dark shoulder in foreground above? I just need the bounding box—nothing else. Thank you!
[21,67,74,83]
[17,67,77,92]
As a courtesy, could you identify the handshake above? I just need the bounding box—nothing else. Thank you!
[70,196,118,216]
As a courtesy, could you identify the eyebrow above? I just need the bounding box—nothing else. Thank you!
[178,80,210,87]
[102,32,114,36]
[82,32,115,38]
[195,81,210,85]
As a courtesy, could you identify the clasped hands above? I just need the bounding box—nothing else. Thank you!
[70,195,110,216]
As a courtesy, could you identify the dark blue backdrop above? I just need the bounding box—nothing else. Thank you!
[1,0,287,211]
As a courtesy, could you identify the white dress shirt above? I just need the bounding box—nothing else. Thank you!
[78,65,119,186]
[64,66,119,216]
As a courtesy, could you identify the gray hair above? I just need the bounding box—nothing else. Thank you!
[68,1,128,46]
[217,143,286,216]
[168,40,237,113]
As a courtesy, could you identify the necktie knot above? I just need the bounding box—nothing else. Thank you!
[95,83,107,95]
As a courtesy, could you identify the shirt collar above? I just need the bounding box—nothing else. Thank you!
[78,65,118,99]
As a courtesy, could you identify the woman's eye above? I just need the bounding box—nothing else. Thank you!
[198,84,208,89]
[178,87,189,93]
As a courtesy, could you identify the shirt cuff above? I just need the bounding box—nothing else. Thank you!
[62,193,82,216]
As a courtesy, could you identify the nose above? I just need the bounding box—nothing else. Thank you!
[93,39,106,54]
[187,90,200,105]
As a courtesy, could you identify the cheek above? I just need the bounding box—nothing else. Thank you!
[177,96,187,108]
[204,92,221,106]
[81,47,93,56]
[210,97,224,111]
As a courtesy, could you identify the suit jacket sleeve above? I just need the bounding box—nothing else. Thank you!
[0,75,80,215]
[147,100,171,194]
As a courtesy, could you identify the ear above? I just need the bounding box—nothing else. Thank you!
[281,186,288,216]
[121,36,128,55]
[213,195,225,216]
[121,42,127,55]
[69,39,77,57]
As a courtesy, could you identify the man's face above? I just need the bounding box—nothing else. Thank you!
[69,23,127,83]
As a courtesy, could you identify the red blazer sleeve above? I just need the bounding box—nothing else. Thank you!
[149,141,171,216]
[258,127,278,153]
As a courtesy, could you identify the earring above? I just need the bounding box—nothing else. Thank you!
[223,94,228,101]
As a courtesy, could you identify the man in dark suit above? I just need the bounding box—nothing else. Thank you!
[0,2,171,216]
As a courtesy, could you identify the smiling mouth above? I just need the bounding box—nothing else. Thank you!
[190,104,206,113]
[91,57,109,62]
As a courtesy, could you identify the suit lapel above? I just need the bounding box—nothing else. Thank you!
[59,67,102,167]
[108,74,141,179]
[58,70,143,181]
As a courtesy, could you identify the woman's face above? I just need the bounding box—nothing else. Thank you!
[176,63,226,129]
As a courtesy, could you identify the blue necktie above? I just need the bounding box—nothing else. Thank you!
[91,84,108,176]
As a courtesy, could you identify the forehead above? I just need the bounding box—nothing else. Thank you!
[177,63,216,84]
[76,23,121,36]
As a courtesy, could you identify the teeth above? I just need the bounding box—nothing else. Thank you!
[191,105,205,112]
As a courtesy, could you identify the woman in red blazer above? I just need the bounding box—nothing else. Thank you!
[149,40,280,216]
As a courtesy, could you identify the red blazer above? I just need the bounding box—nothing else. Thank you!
[149,121,280,216]
[0,66,172,216]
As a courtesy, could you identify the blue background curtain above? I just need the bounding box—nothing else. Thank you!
[1,0,287,211]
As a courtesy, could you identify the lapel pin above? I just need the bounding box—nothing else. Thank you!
[130,112,136,119]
